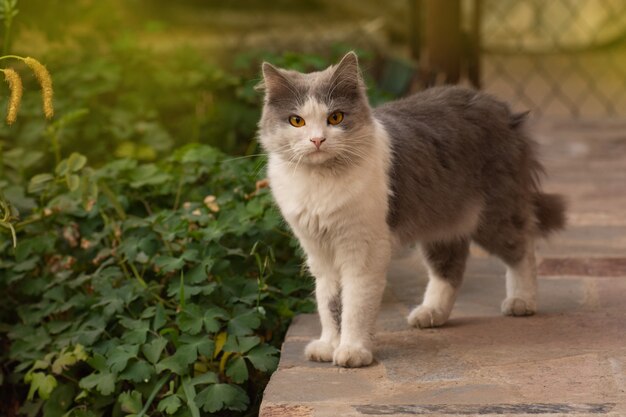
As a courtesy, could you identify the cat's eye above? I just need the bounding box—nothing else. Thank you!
[289,115,305,127]
[327,111,344,125]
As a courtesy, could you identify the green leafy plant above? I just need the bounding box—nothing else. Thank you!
[0,144,314,416]
[0,44,261,166]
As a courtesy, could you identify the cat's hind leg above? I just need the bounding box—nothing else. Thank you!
[408,239,470,328]
[500,237,537,316]
[473,212,537,316]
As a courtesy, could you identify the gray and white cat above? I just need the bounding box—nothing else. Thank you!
[257,52,565,368]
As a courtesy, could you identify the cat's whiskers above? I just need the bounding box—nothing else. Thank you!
[292,154,305,176]
[221,153,268,163]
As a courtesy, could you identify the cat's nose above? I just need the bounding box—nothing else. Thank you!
[310,137,326,149]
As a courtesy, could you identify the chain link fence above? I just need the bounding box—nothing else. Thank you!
[480,0,626,119]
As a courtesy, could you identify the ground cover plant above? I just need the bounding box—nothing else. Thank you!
[0,141,315,416]
[0,47,318,415]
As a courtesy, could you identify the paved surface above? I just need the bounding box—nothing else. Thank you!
[259,120,626,417]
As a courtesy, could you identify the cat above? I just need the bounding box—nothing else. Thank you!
[257,51,565,368]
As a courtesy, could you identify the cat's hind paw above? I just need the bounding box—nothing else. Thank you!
[407,305,449,328]
[501,297,536,316]
[305,339,335,362]
[333,344,373,368]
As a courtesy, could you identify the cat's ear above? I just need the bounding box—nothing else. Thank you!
[258,62,294,103]
[336,51,360,76]
[330,51,364,97]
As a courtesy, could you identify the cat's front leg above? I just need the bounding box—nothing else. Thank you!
[304,256,341,362]
[333,237,391,368]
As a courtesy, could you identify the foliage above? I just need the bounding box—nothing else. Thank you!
[0,40,387,172]
[0,144,314,416]
[0,43,261,168]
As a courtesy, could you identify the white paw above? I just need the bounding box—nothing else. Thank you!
[333,344,373,368]
[501,297,536,316]
[407,304,449,328]
[305,339,335,362]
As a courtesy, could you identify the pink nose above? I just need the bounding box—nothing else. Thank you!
[310,137,326,149]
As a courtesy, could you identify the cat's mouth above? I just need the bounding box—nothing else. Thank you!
[304,149,334,164]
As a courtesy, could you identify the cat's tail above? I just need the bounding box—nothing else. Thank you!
[533,192,566,236]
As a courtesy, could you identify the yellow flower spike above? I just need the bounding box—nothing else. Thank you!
[2,68,23,125]
[24,57,54,119]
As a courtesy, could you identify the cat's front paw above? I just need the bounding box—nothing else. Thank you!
[501,297,536,316]
[305,339,335,362]
[333,344,373,368]
[407,305,449,328]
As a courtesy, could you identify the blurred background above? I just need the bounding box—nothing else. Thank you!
[2,0,626,167]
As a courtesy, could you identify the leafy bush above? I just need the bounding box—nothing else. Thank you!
[0,144,314,416]
[0,43,262,165]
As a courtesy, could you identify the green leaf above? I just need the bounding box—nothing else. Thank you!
[66,174,80,191]
[67,152,88,172]
[245,344,279,372]
[203,307,226,333]
[177,304,203,335]
[119,390,143,414]
[79,371,116,396]
[120,319,150,344]
[223,335,261,354]
[86,353,107,372]
[178,334,214,358]
[122,327,149,345]
[153,303,167,330]
[157,395,182,415]
[181,377,201,417]
[155,345,196,375]
[225,356,248,384]
[119,360,154,383]
[13,258,38,272]
[51,345,88,374]
[55,159,69,176]
[154,255,185,273]
[27,173,54,193]
[25,372,57,400]
[227,310,261,336]
[87,353,107,372]
[195,383,249,413]
[107,344,139,373]
[189,372,217,386]
[129,164,171,188]
[142,337,168,364]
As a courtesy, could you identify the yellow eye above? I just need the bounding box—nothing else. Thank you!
[289,115,305,127]
[328,111,344,125]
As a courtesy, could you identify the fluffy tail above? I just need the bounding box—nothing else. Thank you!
[533,192,566,236]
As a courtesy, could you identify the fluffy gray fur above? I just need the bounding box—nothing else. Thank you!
[375,86,565,265]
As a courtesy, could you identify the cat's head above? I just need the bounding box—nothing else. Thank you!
[258,52,374,167]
